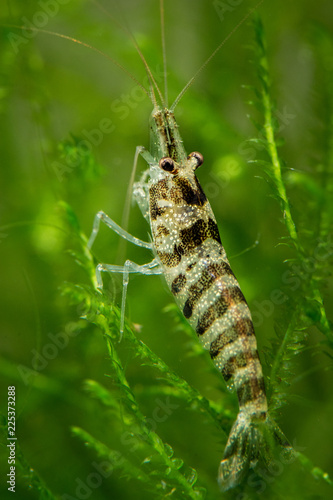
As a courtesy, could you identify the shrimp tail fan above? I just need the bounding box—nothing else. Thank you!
[218,412,293,491]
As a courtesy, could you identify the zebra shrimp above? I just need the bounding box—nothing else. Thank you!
[87,1,292,492]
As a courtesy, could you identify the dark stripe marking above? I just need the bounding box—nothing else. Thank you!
[149,180,169,221]
[183,301,192,318]
[194,177,208,204]
[209,327,239,359]
[177,216,222,256]
[208,218,221,244]
[171,274,187,294]
[156,225,170,237]
[169,186,184,205]
[237,377,266,406]
[182,262,234,319]
[219,261,235,277]
[157,245,182,268]
[178,219,207,254]
[222,352,247,382]
[224,349,260,382]
[210,326,257,360]
[150,179,168,200]
[223,286,247,305]
[196,300,228,335]
[196,286,247,335]
[150,200,166,221]
[235,317,255,337]
[174,176,207,207]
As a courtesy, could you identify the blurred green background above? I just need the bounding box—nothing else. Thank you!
[0,0,333,498]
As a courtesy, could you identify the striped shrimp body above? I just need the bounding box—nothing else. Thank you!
[145,108,267,412]
[87,2,291,491]
[129,106,290,490]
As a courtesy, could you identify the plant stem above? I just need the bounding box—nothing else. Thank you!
[262,90,299,248]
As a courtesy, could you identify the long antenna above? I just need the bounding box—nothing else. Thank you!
[170,0,265,111]
[3,24,151,99]
[92,0,165,110]
[160,0,168,108]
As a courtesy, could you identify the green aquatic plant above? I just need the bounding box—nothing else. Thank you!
[248,16,333,419]
[35,15,333,498]
[1,3,333,499]
[59,203,221,499]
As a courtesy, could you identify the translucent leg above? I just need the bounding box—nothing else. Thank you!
[87,210,153,250]
[132,146,157,221]
[132,170,150,221]
[122,146,151,228]
[88,145,160,340]
[97,258,162,340]
[138,145,156,165]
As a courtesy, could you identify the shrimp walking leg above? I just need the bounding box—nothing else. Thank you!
[96,259,162,339]
[87,210,152,250]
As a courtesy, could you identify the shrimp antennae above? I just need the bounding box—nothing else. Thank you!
[92,0,166,110]
[3,24,151,99]
[170,0,265,111]
[160,0,168,108]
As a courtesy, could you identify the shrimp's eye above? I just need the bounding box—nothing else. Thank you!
[159,157,176,173]
[188,151,204,169]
